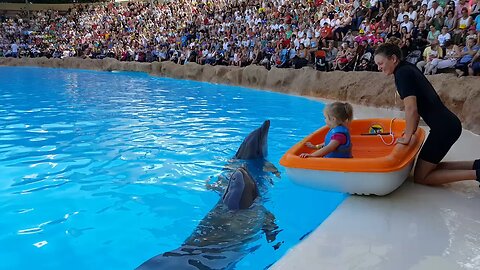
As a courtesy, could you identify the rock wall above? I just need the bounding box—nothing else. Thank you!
[1,57,479,134]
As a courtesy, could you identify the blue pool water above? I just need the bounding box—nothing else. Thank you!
[0,66,346,270]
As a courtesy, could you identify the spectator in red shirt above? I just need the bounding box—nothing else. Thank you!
[320,22,333,46]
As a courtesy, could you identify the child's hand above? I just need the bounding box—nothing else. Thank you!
[305,142,322,149]
[299,153,311,158]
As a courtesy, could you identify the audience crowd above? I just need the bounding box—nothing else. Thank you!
[1,0,479,75]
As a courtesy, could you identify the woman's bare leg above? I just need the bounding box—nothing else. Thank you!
[414,159,477,185]
[436,161,475,170]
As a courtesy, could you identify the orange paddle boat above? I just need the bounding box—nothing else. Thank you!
[280,118,426,195]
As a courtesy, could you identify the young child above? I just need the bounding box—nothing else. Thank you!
[300,102,353,158]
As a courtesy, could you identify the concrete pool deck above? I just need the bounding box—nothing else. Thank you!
[272,104,480,270]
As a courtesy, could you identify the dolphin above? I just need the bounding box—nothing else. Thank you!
[136,120,281,270]
[234,120,270,160]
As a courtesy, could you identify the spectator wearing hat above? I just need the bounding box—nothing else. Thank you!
[355,29,369,43]
[453,8,473,43]
[359,19,371,33]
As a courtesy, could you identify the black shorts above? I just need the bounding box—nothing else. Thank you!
[418,117,462,164]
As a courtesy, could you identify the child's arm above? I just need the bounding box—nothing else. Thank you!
[305,141,324,149]
[300,140,341,158]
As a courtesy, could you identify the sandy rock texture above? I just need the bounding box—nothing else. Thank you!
[1,57,479,134]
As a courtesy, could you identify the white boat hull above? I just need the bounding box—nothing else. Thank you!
[285,162,414,196]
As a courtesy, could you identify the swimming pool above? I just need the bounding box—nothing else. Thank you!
[0,66,346,269]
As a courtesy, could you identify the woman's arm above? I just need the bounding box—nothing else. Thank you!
[398,96,419,145]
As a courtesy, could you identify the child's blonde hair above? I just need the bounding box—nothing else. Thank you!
[324,102,353,125]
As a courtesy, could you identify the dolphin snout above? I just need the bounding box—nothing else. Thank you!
[261,120,270,132]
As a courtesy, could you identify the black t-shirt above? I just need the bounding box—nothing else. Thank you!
[387,31,401,39]
[393,61,453,129]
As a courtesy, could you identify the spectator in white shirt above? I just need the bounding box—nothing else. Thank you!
[396,6,408,23]
[438,26,452,46]
[427,1,444,20]
[407,5,418,21]
[320,14,331,28]
[400,15,414,32]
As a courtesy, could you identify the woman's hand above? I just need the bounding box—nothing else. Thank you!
[299,153,311,158]
[396,135,411,145]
